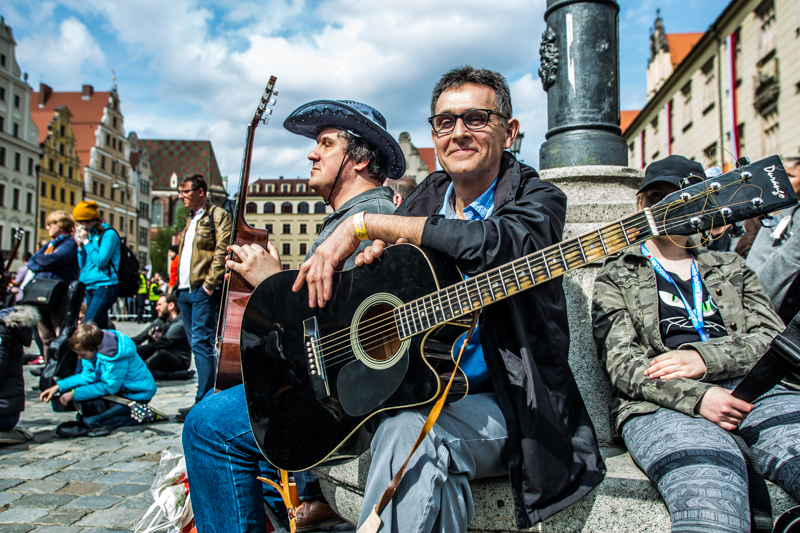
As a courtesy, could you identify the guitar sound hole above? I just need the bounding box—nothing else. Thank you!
[361,303,401,363]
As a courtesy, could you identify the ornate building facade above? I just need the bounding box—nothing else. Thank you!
[242,177,333,270]
[127,132,152,266]
[623,0,800,171]
[0,17,40,262]
[30,104,84,243]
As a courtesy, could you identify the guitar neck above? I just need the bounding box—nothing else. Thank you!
[393,209,656,338]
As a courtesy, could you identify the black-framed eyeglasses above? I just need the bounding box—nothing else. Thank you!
[428,109,508,134]
[177,187,200,196]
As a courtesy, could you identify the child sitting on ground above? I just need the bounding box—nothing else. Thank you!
[39,323,157,436]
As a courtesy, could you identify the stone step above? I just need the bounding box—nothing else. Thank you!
[316,445,797,532]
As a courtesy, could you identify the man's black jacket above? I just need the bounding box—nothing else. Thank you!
[397,152,604,528]
[132,315,191,364]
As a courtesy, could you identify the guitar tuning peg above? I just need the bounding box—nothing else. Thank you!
[705,166,723,178]
[268,98,277,106]
[737,156,751,167]
[730,222,746,237]
[273,90,279,97]
[261,117,270,125]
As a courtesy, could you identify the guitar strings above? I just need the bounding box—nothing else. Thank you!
[320,195,752,367]
[315,188,757,366]
[312,182,758,366]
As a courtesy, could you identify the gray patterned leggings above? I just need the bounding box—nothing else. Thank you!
[622,385,800,533]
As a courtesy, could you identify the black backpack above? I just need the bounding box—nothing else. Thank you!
[100,227,141,298]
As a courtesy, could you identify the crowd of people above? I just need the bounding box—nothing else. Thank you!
[0,64,799,533]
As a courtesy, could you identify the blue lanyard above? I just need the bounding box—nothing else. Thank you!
[641,243,711,342]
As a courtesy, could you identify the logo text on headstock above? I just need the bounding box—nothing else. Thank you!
[764,165,786,199]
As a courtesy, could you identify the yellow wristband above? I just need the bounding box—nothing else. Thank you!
[354,211,369,241]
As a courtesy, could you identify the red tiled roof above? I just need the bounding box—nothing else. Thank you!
[140,139,225,194]
[620,110,641,135]
[667,33,704,67]
[30,90,110,170]
[29,108,56,145]
[417,148,436,174]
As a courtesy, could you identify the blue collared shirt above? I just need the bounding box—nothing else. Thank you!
[438,178,498,394]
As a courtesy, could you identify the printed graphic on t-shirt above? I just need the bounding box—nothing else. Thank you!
[656,275,727,349]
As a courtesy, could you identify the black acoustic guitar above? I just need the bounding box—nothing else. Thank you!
[241,155,797,472]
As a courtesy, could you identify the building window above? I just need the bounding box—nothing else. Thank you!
[138,251,147,266]
[51,185,56,200]
[763,110,779,155]
[316,224,323,234]
[757,0,776,57]
[12,189,19,211]
[152,199,162,225]
[299,243,307,256]
[12,123,19,138]
[0,117,4,131]
[265,224,273,233]
[0,54,5,67]
[70,191,75,205]
[27,158,34,176]
[282,243,291,255]
[701,58,715,113]
[282,184,291,193]
[139,227,148,246]
[13,95,20,108]
[299,224,307,234]
[704,143,719,169]
[48,159,54,172]
[282,264,290,271]
[59,143,65,155]
[140,180,149,194]
[298,202,309,214]
[264,202,275,214]
[0,87,4,100]
[282,224,291,234]
[120,216,125,231]
[60,188,65,203]
[113,117,118,128]
[68,167,73,180]
[680,81,692,130]
[60,124,65,136]
[0,147,4,166]
[58,162,64,176]
[281,202,293,214]
[139,202,149,219]
[13,152,20,171]
[298,184,306,193]
[110,213,114,227]
[245,202,257,214]
[314,202,326,214]
[100,183,105,197]
[26,192,32,214]
[130,219,135,235]
[92,181,98,195]
[40,182,46,197]
[0,185,6,207]
[40,210,46,231]
[266,184,274,193]
[250,184,260,193]
[101,156,106,170]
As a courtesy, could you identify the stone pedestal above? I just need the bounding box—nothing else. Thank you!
[314,166,797,531]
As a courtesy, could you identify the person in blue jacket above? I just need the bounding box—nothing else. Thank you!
[27,210,80,353]
[72,201,120,329]
[39,323,157,431]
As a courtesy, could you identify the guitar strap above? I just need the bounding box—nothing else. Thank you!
[258,469,297,533]
[358,311,481,533]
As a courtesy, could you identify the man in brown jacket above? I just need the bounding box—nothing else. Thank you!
[174,173,231,416]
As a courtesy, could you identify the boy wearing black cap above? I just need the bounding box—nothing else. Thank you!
[592,154,800,531]
[182,99,404,532]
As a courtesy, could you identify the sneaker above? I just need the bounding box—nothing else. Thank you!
[30,367,43,377]
[295,501,345,532]
[178,405,195,415]
[25,355,44,365]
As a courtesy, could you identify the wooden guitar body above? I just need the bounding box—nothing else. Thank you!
[241,244,469,471]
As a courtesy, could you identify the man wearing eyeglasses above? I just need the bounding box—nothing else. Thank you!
[174,173,232,418]
[294,66,604,532]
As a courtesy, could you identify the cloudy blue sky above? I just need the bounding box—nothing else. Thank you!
[4,0,729,190]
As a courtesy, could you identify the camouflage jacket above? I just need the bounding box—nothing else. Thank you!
[591,246,784,433]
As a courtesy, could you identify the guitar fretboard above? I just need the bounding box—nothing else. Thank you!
[392,210,655,339]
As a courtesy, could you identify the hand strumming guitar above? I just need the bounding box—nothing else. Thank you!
[292,213,425,308]
[225,241,282,288]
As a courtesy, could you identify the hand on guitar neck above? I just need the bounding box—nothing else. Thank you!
[224,241,282,288]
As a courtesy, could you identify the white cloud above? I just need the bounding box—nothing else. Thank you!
[16,17,106,88]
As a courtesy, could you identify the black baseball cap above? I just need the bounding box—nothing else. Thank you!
[638,155,706,194]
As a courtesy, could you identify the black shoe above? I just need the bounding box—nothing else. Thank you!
[30,367,43,376]
[178,405,195,415]
[176,411,188,423]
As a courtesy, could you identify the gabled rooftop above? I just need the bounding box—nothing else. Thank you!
[666,33,704,66]
[139,139,225,193]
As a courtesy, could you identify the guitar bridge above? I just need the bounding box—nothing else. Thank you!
[304,317,330,399]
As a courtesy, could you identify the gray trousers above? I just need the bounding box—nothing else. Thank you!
[622,384,800,533]
[357,393,508,533]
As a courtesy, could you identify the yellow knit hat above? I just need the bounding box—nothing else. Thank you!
[72,201,101,222]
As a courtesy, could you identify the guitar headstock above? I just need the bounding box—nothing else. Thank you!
[254,76,279,125]
[13,228,23,243]
[651,155,798,237]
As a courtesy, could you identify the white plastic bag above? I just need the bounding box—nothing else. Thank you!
[135,450,195,533]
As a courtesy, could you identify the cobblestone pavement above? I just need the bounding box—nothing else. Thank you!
[0,321,354,533]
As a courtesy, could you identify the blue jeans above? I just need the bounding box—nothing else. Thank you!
[76,399,138,429]
[0,414,20,432]
[177,287,219,402]
[183,385,324,533]
[84,284,119,330]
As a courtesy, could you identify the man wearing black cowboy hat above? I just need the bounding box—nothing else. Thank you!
[182,99,404,532]
[293,66,604,532]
